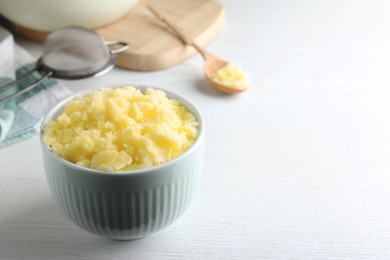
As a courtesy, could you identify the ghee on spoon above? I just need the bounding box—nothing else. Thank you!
[148,6,249,94]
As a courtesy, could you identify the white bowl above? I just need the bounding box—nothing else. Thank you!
[0,0,139,31]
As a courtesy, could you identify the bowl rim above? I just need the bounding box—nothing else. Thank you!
[40,84,205,176]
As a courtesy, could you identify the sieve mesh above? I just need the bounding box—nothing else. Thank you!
[41,27,111,76]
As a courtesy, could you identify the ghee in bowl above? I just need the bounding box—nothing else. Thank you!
[40,85,204,240]
[43,86,199,172]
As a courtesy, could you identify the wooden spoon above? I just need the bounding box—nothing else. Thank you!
[148,5,248,94]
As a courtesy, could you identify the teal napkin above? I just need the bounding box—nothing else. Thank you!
[0,27,72,148]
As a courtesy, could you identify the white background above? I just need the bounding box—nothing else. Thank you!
[2,0,390,258]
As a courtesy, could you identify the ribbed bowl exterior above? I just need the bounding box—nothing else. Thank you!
[42,136,204,240]
[40,86,205,240]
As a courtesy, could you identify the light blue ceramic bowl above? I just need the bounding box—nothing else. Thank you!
[40,86,205,240]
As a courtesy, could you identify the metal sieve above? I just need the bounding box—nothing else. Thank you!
[0,26,129,105]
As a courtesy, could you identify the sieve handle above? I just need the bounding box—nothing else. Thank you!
[0,69,52,106]
[106,41,129,55]
[0,69,36,95]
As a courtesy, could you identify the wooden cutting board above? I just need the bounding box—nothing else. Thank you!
[15,0,224,71]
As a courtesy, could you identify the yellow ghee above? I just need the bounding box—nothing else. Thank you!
[211,63,249,90]
[43,86,199,172]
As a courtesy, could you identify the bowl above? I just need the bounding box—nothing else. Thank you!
[0,0,139,32]
[40,86,205,240]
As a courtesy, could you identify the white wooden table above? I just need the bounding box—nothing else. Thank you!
[2,0,390,258]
